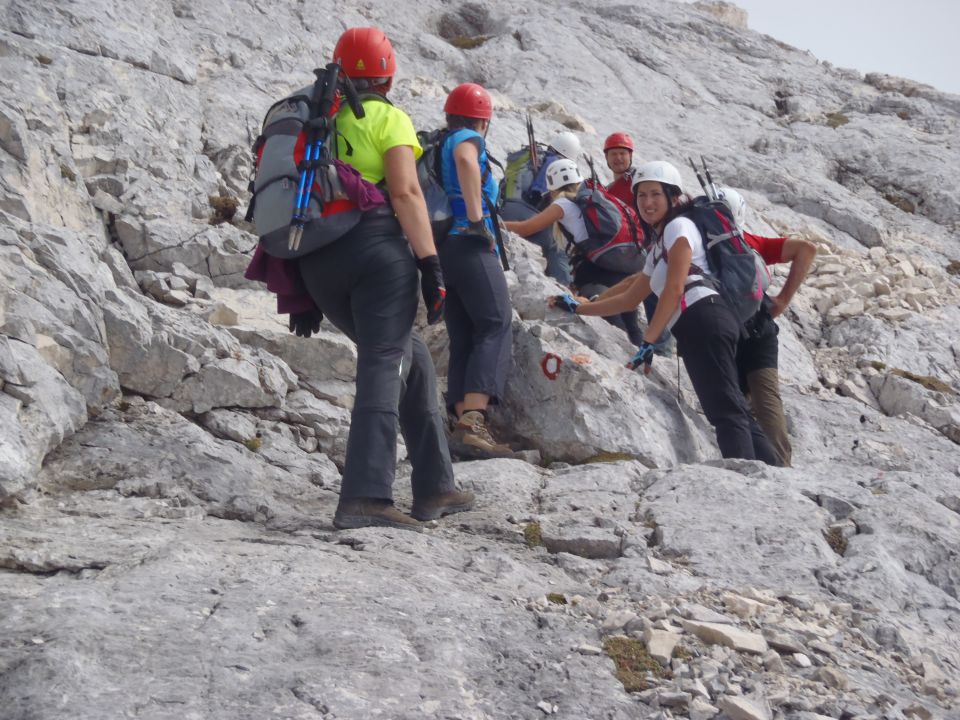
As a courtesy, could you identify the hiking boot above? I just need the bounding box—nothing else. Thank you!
[411,489,476,521]
[333,499,422,532]
[449,410,514,460]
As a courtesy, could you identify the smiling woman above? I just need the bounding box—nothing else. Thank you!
[564,160,780,465]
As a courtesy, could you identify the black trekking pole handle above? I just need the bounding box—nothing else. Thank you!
[312,63,341,127]
[700,155,720,201]
[688,157,708,197]
[339,68,366,119]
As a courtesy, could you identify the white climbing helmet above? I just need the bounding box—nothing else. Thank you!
[718,186,747,227]
[545,158,584,191]
[631,160,684,195]
[549,131,582,160]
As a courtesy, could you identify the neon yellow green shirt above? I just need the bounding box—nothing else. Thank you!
[335,97,422,185]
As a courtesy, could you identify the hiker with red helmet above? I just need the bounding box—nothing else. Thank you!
[603,132,636,207]
[437,83,514,459]
[603,131,673,356]
[296,28,473,530]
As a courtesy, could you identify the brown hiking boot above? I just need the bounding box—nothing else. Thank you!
[449,410,514,460]
[411,489,476,521]
[333,499,422,531]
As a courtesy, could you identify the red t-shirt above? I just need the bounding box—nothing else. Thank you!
[744,232,786,265]
[606,175,634,207]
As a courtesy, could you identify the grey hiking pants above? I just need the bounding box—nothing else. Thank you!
[298,217,455,502]
[438,233,513,411]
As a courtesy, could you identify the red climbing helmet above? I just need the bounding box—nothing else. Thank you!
[603,132,634,153]
[333,27,396,78]
[443,83,494,120]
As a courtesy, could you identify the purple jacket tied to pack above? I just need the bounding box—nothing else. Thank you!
[244,160,388,315]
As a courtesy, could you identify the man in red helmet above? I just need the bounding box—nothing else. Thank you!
[436,83,515,459]
[603,132,635,207]
[297,27,474,530]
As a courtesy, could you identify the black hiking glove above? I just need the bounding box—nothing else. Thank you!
[417,254,446,325]
[626,341,656,372]
[288,308,323,338]
[466,219,496,250]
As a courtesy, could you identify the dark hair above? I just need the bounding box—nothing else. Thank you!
[663,186,692,226]
[445,114,485,131]
[633,182,690,230]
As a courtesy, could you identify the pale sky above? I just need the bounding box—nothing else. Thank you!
[683,0,960,95]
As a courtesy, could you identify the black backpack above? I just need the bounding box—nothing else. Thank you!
[415,129,454,244]
[680,196,771,324]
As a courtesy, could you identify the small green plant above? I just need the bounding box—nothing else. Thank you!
[825,112,850,128]
[447,35,490,49]
[890,368,955,395]
[824,526,848,556]
[604,636,665,692]
[523,522,543,547]
[672,644,693,660]
[243,437,262,452]
[546,593,567,605]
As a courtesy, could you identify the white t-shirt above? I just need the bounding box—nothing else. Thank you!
[552,198,589,246]
[642,216,718,328]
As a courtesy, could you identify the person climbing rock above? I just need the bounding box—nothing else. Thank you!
[295,27,475,529]
[436,83,515,460]
[720,187,817,467]
[505,158,645,347]
[553,161,779,464]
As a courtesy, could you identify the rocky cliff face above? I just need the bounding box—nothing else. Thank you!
[1,1,958,718]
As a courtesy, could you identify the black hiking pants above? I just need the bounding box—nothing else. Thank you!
[672,296,779,465]
[299,217,455,502]
[438,233,513,411]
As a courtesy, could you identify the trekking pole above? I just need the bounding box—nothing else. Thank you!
[688,157,709,197]
[526,113,540,172]
[289,64,342,250]
[700,155,720,201]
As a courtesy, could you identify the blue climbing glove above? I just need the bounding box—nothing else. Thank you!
[626,341,656,371]
[553,293,580,314]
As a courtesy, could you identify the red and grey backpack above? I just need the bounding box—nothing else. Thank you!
[568,173,646,274]
[244,64,387,259]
